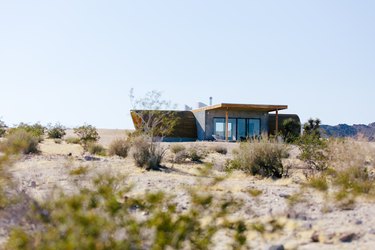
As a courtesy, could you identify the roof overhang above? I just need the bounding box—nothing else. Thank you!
[192,103,288,113]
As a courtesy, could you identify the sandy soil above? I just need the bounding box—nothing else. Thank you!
[1,130,375,249]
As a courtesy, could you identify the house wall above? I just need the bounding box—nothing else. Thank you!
[204,109,269,140]
[192,110,206,140]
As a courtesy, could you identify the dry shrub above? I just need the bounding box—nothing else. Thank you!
[187,146,206,162]
[132,136,165,170]
[108,139,130,158]
[2,129,39,154]
[170,144,186,154]
[226,139,288,178]
[211,145,228,155]
[87,143,106,156]
[327,138,375,171]
[173,150,188,163]
[65,137,80,144]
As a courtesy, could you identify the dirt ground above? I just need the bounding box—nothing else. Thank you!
[1,129,375,249]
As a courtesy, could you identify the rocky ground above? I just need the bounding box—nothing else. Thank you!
[1,130,375,249]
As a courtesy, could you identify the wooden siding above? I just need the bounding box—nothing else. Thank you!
[131,110,197,139]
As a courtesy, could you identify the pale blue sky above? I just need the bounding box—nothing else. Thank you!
[0,1,374,129]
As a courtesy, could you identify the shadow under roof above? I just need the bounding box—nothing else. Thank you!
[192,103,288,113]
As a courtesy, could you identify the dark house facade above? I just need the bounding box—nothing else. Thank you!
[131,103,300,142]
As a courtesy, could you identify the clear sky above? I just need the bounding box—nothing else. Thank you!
[0,0,374,129]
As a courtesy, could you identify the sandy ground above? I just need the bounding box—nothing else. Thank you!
[1,130,375,249]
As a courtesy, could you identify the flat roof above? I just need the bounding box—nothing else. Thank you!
[192,103,288,113]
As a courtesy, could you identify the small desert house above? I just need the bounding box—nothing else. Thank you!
[131,103,300,142]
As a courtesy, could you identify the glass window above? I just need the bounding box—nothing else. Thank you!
[213,118,225,140]
[248,119,260,138]
[237,119,246,141]
[228,119,237,141]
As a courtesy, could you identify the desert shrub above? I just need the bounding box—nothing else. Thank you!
[6,174,259,250]
[0,119,7,138]
[226,139,288,178]
[8,123,45,142]
[298,131,328,173]
[2,130,39,154]
[69,166,89,175]
[170,144,186,154]
[87,143,106,156]
[307,175,328,192]
[187,146,206,162]
[108,139,130,158]
[53,139,62,144]
[281,118,301,143]
[65,137,80,144]
[132,136,165,169]
[173,150,188,163]
[211,145,228,155]
[47,123,66,139]
[74,124,100,148]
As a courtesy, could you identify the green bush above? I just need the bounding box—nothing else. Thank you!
[8,123,45,142]
[2,129,39,154]
[0,119,7,138]
[88,143,106,156]
[47,123,66,139]
[132,136,164,170]
[226,139,288,178]
[281,118,301,143]
[74,124,100,148]
[5,174,255,250]
[65,137,80,144]
[298,132,328,172]
[108,139,130,158]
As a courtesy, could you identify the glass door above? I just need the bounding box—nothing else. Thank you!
[227,119,237,141]
[237,119,246,141]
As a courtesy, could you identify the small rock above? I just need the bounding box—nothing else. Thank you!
[340,233,359,243]
[311,231,320,242]
[279,193,290,199]
[269,245,284,250]
[355,220,363,225]
[30,181,37,188]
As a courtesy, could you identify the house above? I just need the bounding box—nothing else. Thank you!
[131,103,300,142]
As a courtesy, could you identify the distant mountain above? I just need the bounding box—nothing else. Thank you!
[320,123,375,141]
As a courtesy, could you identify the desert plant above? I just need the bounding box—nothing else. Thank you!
[226,138,288,178]
[47,123,66,139]
[69,166,89,175]
[173,150,188,163]
[211,145,228,155]
[187,146,206,162]
[170,143,186,154]
[281,118,301,143]
[5,173,257,250]
[0,119,7,137]
[65,137,80,144]
[130,89,180,140]
[8,123,45,142]
[74,124,100,149]
[108,138,130,158]
[298,132,328,173]
[88,143,106,156]
[2,130,39,154]
[132,136,165,169]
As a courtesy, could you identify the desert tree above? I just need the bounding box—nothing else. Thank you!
[281,118,301,143]
[129,89,180,169]
[130,88,180,141]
